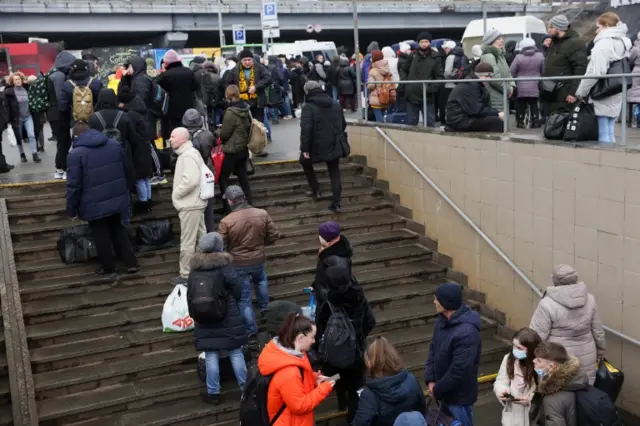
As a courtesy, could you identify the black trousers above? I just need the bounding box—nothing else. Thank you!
[323,364,365,424]
[467,116,504,133]
[301,158,341,205]
[52,120,72,170]
[437,87,452,124]
[89,214,137,273]
[250,105,265,124]
[515,97,540,125]
[218,153,253,212]
[0,130,8,171]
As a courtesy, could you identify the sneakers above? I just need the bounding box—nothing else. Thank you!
[54,169,66,180]
[329,202,341,213]
[150,176,168,186]
[170,276,187,286]
[126,266,140,274]
[283,115,293,120]
[32,153,42,163]
[306,190,324,201]
[201,392,220,405]
[95,269,117,280]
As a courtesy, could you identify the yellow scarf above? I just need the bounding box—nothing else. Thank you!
[238,67,257,101]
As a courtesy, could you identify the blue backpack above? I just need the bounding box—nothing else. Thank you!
[146,76,169,117]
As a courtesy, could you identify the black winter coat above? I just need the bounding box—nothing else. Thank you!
[3,85,31,129]
[88,108,137,181]
[119,56,156,140]
[156,61,199,121]
[337,64,356,96]
[313,236,353,311]
[0,90,7,131]
[194,68,224,108]
[290,67,307,106]
[188,252,248,351]
[223,62,273,109]
[353,369,427,426]
[400,48,443,104]
[119,97,154,179]
[445,77,499,131]
[299,88,347,163]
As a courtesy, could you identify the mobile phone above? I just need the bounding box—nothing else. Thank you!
[504,393,515,400]
[327,373,341,382]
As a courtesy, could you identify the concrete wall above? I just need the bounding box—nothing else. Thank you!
[347,122,640,414]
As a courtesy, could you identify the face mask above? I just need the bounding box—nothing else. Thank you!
[535,368,547,377]
[512,348,527,360]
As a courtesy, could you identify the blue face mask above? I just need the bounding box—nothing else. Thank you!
[535,368,547,377]
[512,348,527,360]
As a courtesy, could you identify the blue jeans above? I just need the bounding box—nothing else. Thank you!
[407,102,436,127]
[448,404,474,426]
[332,87,339,103]
[279,93,293,117]
[135,178,152,201]
[633,104,640,127]
[237,263,269,335]
[597,116,616,144]
[372,108,385,123]
[17,115,37,154]
[264,114,272,141]
[205,348,247,395]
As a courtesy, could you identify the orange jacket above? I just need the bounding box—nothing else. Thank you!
[258,339,332,426]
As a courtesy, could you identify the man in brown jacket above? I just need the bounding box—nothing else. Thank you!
[218,185,279,336]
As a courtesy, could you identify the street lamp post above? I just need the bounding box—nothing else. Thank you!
[482,0,487,34]
[218,0,226,46]
[352,0,362,112]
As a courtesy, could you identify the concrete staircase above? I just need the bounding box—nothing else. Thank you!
[0,159,511,426]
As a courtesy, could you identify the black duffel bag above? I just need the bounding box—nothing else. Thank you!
[136,219,174,252]
[57,225,98,264]
[564,101,599,142]
[544,110,570,140]
[594,358,624,403]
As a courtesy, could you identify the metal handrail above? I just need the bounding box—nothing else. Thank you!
[374,125,640,348]
[364,73,636,146]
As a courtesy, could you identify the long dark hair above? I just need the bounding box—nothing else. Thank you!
[277,312,315,349]
[507,327,542,387]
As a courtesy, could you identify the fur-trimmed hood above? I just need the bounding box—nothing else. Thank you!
[189,252,234,271]
[537,356,588,395]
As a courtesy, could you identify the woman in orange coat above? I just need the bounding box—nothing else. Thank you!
[257,312,335,426]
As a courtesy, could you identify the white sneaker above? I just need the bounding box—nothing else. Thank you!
[54,169,65,180]
[63,171,67,180]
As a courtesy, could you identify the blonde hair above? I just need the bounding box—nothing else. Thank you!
[597,12,620,28]
[365,336,404,379]
[225,84,241,102]
[8,71,26,86]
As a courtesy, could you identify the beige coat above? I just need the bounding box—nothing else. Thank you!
[171,141,208,212]
[366,59,394,108]
[529,282,606,385]
[494,354,536,426]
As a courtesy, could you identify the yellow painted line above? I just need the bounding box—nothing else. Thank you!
[255,159,298,166]
[315,373,498,421]
[0,180,63,189]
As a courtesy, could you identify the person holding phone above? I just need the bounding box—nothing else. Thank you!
[493,327,543,426]
[257,312,335,426]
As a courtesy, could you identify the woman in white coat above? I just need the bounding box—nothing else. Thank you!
[575,12,632,144]
[494,327,542,426]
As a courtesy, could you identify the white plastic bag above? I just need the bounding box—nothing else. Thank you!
[3,126,17,147]
[161,284,195,332]
[199,164,215,200]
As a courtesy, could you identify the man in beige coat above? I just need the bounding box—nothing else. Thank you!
[170,127,207,285]
[529,264,606,384]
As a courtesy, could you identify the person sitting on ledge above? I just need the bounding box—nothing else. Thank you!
[445,61,505,133]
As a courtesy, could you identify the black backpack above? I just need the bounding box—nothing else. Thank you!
[186,270,228,324]
[318,302,358,369]
[57,225,98,264]
[240,364,303,426]
[451,54,472,80]
[575,386,622,426]
[94,111,124,143]
[146,75,169,117]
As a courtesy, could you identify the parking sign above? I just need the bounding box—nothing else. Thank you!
[232,24,246,45]
[261,0,279,28]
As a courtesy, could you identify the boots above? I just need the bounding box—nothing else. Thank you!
[20,153,27,163]
[32,153,42,163]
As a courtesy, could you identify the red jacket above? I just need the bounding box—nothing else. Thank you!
[257,339,332,426]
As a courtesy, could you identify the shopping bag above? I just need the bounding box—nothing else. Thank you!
[4,126,17,147]
[200,164,215,200]
[594,358,624,403]
[544,110,570,140]
[211,137,225,182]
[161,284,194,333]
[57,225,99,264]
[564,101,598,142]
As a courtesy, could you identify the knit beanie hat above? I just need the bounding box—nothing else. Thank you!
[145,57,156,68]
[371,50,384,63]
[117,84,136,104]
[318,221,340,242]
[394,412,428,426]
[304,80,322,94]
[192,56,206,65]
[443,40,457,50]
[399,42,411,54]
[549,14,569,31]
[416,31,433,43]
[70,59,87,72]
[520,37,536,49]
[483,28,503,45]
[552,264,579,286]
[471,45,483,60]
[198,232,224,253]
[163,49,181,65]
[435,282,463,311]
[223,185,246,202]
[474,61,494,76]
[238,49,254,60]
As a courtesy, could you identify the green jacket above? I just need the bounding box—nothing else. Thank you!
[400,48,443,105]
[219,102,251,156]
[542,29,588,112]
[480,45,515,112]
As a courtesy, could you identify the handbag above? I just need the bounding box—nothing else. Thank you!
[590,56,633,101]
[564,101,599,142]
[210,137,225,182]
[319,112,350,158]
[246,151,255,176]
[425,398,460,426]
[594,358,624,403]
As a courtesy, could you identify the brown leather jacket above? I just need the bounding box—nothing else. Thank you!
[218,203,280,266]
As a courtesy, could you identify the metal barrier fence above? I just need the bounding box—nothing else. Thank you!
[364,73,638,146]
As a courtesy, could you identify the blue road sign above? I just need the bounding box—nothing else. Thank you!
[264,3,277,17]
[232,25,246,45]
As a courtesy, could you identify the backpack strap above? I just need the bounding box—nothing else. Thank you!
[95,112,107,129]
[113,110,124,128]
[269,366,304,426]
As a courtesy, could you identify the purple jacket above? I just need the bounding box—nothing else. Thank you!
[509,47,545,99]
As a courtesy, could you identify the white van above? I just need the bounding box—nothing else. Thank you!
[267,40,338,61]
[461,16,548,57]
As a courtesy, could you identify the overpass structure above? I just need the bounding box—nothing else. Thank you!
[0,0,554,34]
